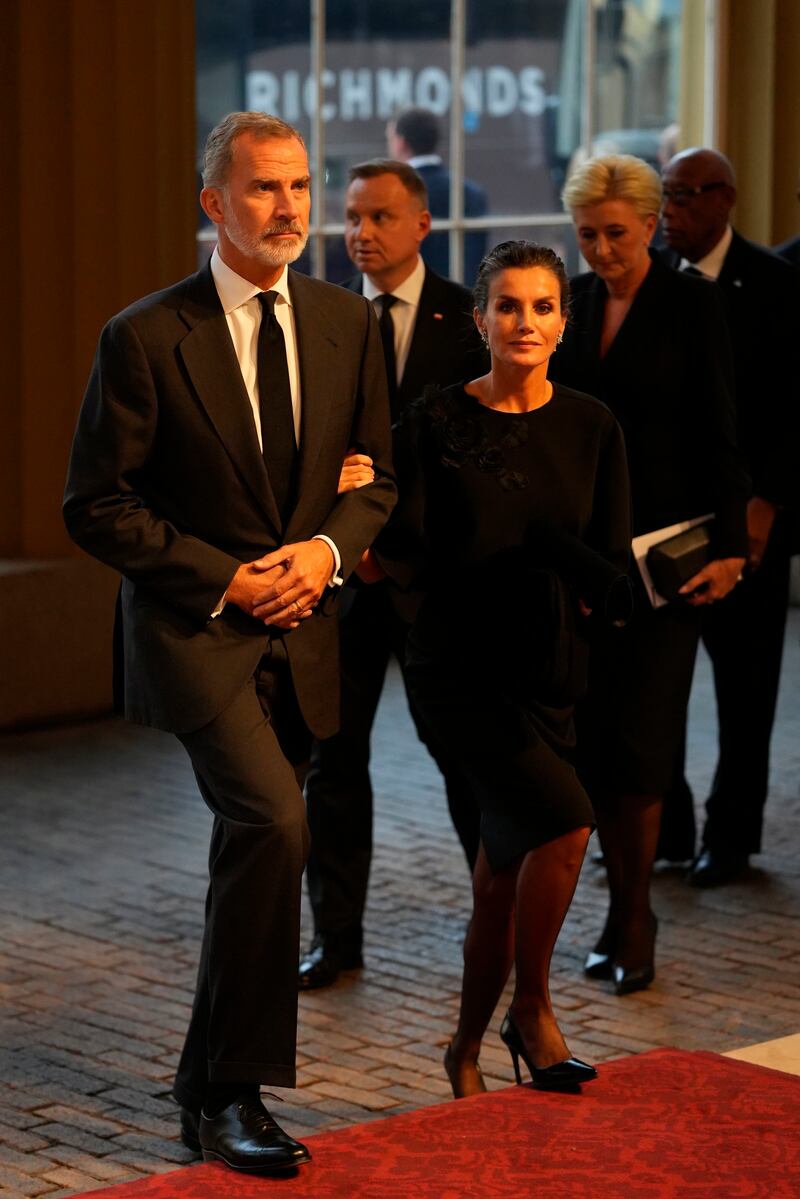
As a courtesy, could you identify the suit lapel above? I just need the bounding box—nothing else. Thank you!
[717,231,745,292]
[177,266,282,537]
[598,252,665,371]
[400,269,443,403]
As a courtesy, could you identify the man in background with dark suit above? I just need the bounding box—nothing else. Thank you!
[387,107,488,286]
[64,112,395,1171]
[660,146,799,886]
[299,160,487,990]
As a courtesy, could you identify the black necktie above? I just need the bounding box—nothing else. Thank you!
[377,293,399,419]
[682,264,705,278]
[257,291,297,523]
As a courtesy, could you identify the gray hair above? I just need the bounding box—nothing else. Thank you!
[202,112,306,189]
[562,153,662,221]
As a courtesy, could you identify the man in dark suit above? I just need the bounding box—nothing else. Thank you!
[299,159,487,989]
[63,112,395,1171]
[660,147,799,886]
[387,107,488,285]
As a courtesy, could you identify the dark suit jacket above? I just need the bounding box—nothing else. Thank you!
[550,249,749,556]
[663,231,800,515]
[64,264,396,737]
[774,233,800,268]
[343,264,487,622]
[343,264,487,410]
[414,163,488,286]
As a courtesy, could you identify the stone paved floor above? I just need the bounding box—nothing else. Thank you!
[1,613,799,1197]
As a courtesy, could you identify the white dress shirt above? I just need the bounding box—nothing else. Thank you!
[407,154,443,170]
[210,247,301,445]
[361,255,426,384]
[208,247,340,611]
[680,224,733,281]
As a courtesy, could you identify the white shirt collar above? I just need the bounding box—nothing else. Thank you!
[361,255,426,307]
[210,246,293,313]
[681,224,733,281]
[407,154,442,169]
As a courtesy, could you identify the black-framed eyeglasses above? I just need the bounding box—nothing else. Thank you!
[661,182,727,207]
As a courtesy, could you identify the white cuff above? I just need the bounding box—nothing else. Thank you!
[313,535,343,587]
[209,589,227,619]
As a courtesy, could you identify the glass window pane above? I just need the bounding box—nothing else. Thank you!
[468,222,579,283]
[322,0,452,230]
[464,1,581,230]
[592,0,682,168]
[195,0,312,270]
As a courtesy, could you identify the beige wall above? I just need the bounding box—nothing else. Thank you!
[717,0,800,243]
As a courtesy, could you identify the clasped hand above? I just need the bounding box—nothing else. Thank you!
[227,540,335,629]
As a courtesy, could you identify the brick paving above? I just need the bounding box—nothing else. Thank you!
[1,612,799,1197]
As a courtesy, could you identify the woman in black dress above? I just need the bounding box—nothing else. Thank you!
[360,241,631,1097]
[550,155,749,994]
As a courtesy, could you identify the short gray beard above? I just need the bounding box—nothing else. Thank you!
[224,211,309,267]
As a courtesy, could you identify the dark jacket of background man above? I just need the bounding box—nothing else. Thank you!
[300,159,488,991]
[660,146,800,882]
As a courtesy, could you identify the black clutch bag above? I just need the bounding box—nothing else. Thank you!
[646,523,712,601]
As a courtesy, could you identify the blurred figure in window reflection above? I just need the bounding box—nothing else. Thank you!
[387,107,488,285]
[551,154,749,994]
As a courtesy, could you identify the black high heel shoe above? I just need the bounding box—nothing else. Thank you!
[499,1012,597,1091]
[612,913,658,996]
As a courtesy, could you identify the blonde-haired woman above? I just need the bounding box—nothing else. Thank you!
[550,154,749,993]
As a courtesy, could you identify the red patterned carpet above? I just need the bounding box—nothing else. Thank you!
[76,1050,800,1198]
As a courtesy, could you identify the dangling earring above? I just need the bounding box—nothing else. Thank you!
[556,331,563,346]
[479,328,489,347]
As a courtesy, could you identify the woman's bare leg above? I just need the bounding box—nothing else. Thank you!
[445,844,517,1096]
[510,826,590,1065]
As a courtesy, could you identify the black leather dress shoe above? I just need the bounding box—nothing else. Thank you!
[688,849,749,888]
[199,1097,311,1172]
[613,960,655,995]
[298,942,363,990]
[179,1106,200,1153]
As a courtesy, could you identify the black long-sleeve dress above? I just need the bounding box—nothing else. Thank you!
[376,381,631,873]
[549,250,750,797]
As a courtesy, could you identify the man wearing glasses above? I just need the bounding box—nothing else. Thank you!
[659,147,800,887]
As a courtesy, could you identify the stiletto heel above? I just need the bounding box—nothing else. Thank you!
[499,1011,597,1091]
[506,1042,522,1085]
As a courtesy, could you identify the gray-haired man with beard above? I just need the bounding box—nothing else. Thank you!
[63,112,395,1172]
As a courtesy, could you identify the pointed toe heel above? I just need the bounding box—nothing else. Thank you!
[499,1011,597,1092]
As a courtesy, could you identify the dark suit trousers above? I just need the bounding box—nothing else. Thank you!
[172,638,311,1112]
[702,521,792,854]
[303,585,481,952]
[662,519,792,858]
